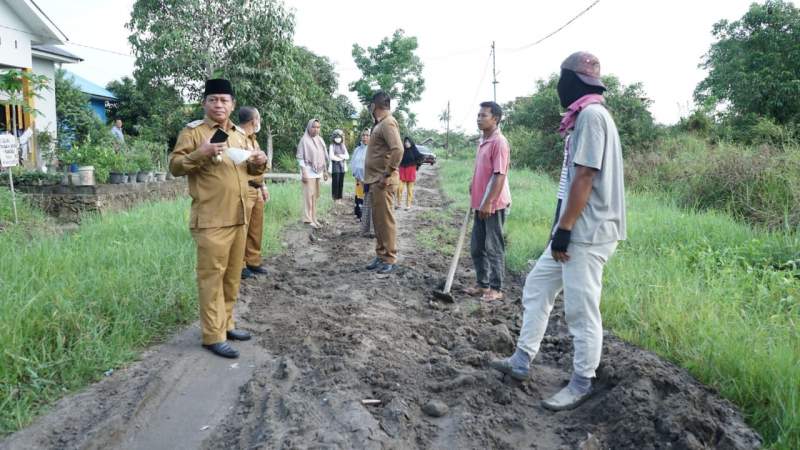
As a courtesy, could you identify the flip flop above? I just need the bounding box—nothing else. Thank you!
[462,286,488,296]
[481,290,504,302]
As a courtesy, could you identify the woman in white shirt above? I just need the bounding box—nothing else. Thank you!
[328,129,349,204]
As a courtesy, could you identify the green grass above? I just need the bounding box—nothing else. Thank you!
[439,159,799,449]
[0,180,319,435]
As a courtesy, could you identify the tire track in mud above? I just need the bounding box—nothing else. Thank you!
[207,165,761,450]
[1,165,761,450]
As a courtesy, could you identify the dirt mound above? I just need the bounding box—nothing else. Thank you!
[0,165,760,449]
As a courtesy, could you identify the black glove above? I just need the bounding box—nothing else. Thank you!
[551,228,571,253]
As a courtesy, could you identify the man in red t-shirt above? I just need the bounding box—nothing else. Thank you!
[464,101,512,302]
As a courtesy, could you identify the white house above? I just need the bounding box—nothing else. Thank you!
[0,0,81,167]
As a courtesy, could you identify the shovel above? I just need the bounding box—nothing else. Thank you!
[433,207,473,302]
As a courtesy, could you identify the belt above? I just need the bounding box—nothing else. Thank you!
[248,180,263,189]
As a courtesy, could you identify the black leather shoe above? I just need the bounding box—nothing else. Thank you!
[247,264,269,275]
[377,263,396,274]
[202,341,239,358]
[366,257,382,270]
[226,329,251,341]
[241,267,254,279]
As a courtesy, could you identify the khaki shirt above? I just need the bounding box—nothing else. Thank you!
[169,117,266,229]
[244,134,266,185]
[364,113,403,185]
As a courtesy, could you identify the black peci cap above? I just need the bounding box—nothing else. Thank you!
[203,78,235,97]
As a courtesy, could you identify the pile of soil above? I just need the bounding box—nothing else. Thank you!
[1,166,760,450]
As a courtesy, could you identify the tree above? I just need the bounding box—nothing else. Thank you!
[504,73,659,171]
[106,76,190,146]
[126,1,354,158]
[127,0,295,101]
[695,0,800,125]
[54,69,109,150]
[349,29,425,116]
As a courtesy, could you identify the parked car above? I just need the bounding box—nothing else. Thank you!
[416,145,437,165]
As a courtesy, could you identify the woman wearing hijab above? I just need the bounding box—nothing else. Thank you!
[296,119,329,229]
[328,129,349,204]
[351,129,370,222]
[396,136,423,210]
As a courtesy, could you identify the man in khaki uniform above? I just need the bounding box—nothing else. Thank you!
[364,91,403,274]
[239,106,270,279]
[169,79,267,359]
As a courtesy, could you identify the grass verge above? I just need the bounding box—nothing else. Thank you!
[438,159,799,449]
[0,179,318,435]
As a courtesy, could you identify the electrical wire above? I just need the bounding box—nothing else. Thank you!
[456,50,492,131]
[503,0,601,53]
[0,23,133,58]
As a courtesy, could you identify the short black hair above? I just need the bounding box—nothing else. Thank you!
[238,106,258,124]
[371,91,391,110]
[479,101,503,123]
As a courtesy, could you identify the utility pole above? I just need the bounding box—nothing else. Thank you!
[445,100,450,155]
[491,41,498,102]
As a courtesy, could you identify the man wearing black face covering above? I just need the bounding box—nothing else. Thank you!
[490,52,626,412]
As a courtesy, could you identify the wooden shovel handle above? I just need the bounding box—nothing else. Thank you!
[442,208,473,295]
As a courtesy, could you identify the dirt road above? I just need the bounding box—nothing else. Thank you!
[1,165,760,449]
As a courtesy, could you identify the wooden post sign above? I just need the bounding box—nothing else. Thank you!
[0,133,19,224]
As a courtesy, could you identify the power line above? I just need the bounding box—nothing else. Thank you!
[0,23,133,58]
[65,42,133,58]
[503,0,601,53]
[457,50,492,130]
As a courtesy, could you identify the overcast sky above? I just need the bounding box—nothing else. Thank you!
[34,0,774,132]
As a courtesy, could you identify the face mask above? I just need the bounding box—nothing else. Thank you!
[334,137,342,144]
[557,69,604,109]
[253,122,261,134]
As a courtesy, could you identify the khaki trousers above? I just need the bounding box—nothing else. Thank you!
[245,187,264,267]
[191,225,247,345]
[371,182,398,264]
[302,178,320,224]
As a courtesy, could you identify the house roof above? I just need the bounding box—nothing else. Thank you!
[6,0,68,44]
[64,71,117,101]
[31,44,82,63]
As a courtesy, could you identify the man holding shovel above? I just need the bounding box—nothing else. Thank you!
[490,52,626,411]
[464,101,511,302]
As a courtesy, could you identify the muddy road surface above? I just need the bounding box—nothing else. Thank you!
[1,165,760,449]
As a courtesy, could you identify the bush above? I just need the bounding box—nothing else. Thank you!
[58,139,118,184]
[9,168,62,186]
[626,132,800,230]
[503,73,660,172]
[128,139,168,172]
[273,150,298,173]
[505,128,561,174]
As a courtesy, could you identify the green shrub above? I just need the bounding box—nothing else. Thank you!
[625,133,800,230]
[128,139,167,172]
[58,139,118,184]
[273,150,298,173]
[505,127,561,174]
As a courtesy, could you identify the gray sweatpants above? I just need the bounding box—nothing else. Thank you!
[470,209,506,290]
[517,241,618,378]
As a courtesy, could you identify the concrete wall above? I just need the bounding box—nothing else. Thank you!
[18,179,188,223]
[0,1,32,68]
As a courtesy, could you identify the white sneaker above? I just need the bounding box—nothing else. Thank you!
[541,385,592,411]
